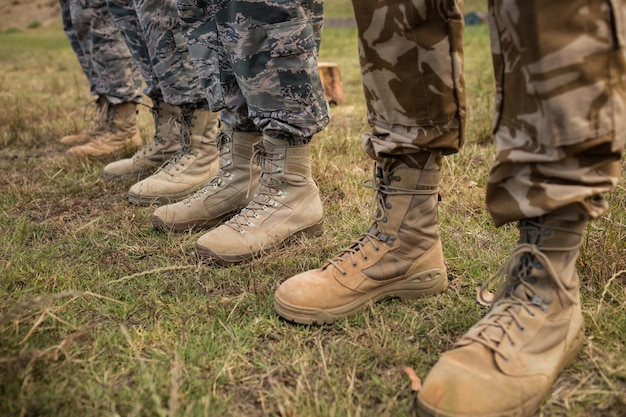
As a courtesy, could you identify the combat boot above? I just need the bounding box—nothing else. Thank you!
[103,97,182,181]
[127,106,220,206]
[274,155,447,324]
[417,212,587,417]
[60,95,109,146]
[67,101,142,159]
[151,125,261,232]
[195,135,324,264]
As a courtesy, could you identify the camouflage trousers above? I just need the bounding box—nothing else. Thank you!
[106,0,206,106]
[353,0,625,225]
[60,0,143,104]
[176,0,330,139]
[485,0,626,225]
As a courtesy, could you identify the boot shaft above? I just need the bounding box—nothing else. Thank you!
[503,214,587,307]
[107,101,138,134]
[259,135,314,188]
[152,98,182,147]
[178,106,220,153]
[218,125,261,181]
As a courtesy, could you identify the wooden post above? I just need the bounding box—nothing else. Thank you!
[318,62,345,106]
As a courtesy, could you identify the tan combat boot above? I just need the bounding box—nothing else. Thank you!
[127,106,220,206]
[151,125,261,232]
[418,213,587,417]
[195,135,324,264]
[102,98,182,181]
[273,155,447,325]
[60,95,109,146]
[67,101,142,159]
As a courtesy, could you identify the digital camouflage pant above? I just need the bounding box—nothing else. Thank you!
[59,0,142,104]
[106,0,206,106]
[175,0,330,139]
[352,0,625,226]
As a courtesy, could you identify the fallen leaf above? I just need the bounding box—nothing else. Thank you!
[476,285,495,306]
[403,366,422,392]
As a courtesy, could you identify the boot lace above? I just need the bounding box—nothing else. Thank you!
[158,111,194,176]
[82,96,108,132]
[326,165,438,276]
[183,131,233,206]
[223,143,283,233]
[468,233,580,362]
[134,103,177,159]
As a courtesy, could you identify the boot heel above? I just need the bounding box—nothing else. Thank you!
[301,217,324,237]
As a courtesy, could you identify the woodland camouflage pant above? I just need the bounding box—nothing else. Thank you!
[175,0,330,139]
[106,0,206,106]
[60,0,142,104]
[352,0,625,225]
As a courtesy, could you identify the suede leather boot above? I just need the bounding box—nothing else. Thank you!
[103,97,182,181]
[195,135,324,264]
[127,106,219,206]
[418,213,587,417]
[67,101,142,158]
[274,155,447,324]
[60,95,108,145]
[151,125,261,232]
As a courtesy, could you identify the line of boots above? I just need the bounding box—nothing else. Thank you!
[152,126,324,264]
[273,154,587,417]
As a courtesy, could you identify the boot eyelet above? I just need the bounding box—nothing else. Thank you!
[519,326,525,332]
[363,256,369,261]
[341,271,347,277]
[374,247,381,252]
[352,262,357,267]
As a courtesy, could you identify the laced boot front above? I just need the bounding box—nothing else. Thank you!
[195,135,324,264]
[60,95,109,146]
[67,101,143,159]
[418,214,587,417]
[103,97,182,181]
[152,125,262,232]
[274,155,447,325]
[127,106,220,206]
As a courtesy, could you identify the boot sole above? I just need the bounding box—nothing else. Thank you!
[128,185,204,207]
[195,218,324,264]
[274,268,448,325]
[416,322,585,417]
[102,170,152,182]
[151,210,236,233]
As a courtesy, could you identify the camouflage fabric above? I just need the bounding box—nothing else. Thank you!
[61,0,143,104]
[352,0,624,225]
[176,0,330,139]
[351,0,466,162]
[485,0,626,225]
[107,0,206,106]
[60,0,90,80]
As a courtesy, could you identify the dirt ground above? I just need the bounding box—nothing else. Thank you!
[0,0,60,31]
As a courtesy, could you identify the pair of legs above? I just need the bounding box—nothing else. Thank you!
[276,0,625,416]
[102,0,222,205]
[147,0,331,263]
[59,0,144,156]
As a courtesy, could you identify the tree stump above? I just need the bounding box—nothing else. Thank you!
[318,62,345,106]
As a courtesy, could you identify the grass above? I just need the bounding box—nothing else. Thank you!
[1,3,625,417]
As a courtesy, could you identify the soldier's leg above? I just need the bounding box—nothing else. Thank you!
[274,0,466,324]
[418,1,626,416]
